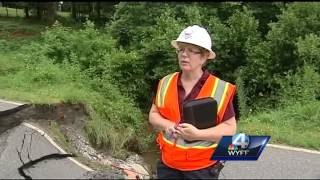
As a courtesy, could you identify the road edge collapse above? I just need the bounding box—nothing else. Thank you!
[22,122,94,172]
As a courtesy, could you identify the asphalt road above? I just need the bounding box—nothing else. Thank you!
[220,145,320,179]
[0,124,89,179]
[0,100,20,112]
[0,100,26,116]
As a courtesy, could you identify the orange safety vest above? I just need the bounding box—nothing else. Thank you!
[155,72,236,171]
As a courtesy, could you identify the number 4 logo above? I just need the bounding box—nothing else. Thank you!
[232,133,250,149]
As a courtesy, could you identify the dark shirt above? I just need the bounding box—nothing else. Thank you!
[152,70,235,122]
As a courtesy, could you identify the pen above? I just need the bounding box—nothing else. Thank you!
[170,120,181,147]
[169,120,180,139]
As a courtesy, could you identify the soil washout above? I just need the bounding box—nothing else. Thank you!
[0,102,152,179]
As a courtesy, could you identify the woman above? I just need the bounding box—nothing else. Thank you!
[149,25,237,179]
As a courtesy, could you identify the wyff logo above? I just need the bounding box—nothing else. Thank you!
[211,133,270,160]
[228,133,250,156]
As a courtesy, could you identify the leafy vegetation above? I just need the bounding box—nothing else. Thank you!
[1,2,320,156]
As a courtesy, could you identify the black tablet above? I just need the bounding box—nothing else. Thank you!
[183,97,217,129]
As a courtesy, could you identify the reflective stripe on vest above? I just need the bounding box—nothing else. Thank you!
[156,72,178,107]
[162,131,217,149]
[210,78,231,115]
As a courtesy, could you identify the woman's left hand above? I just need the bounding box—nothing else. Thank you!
[175,123,200,141]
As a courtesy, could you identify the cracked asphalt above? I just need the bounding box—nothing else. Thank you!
[0,124,89,179]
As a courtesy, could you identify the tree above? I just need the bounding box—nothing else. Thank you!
[24,4,29,18]
[244,2,285,38]
[42,2,58,25]
[296,34,320,72]
[207,6,261,83]
[71,2,77,19]
[241,2,320,110]
[108,2,167,50]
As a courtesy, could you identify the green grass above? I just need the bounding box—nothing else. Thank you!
[49,121,74,152]
[0,39,97,105]
[0,53,24,75]
[238,101,320,150]
[57,11,71,18]
[0,82,99,104]
[0,7,70,18]
[0,7,25,17]
[0,17,44,32]
[0,57,99,104]
[0,16,46,40]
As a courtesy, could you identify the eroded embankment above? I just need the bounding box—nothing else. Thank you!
[0,103,152,179]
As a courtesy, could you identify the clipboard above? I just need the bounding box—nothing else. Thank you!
[182,97,217,129]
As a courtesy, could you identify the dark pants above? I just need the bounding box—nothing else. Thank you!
[156,160,223,179]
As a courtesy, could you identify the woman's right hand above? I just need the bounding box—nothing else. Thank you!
[165,123,178,139]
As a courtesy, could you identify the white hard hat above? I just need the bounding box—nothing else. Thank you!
[171,25,216,59]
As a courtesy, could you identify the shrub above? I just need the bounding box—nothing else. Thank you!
[295,34,320,72]
[276,65,320,106]
[17,20,150,158]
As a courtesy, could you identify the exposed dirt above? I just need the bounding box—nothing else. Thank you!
[0,103,153,179]
[0,30,39,39]
[10,31,39,38]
